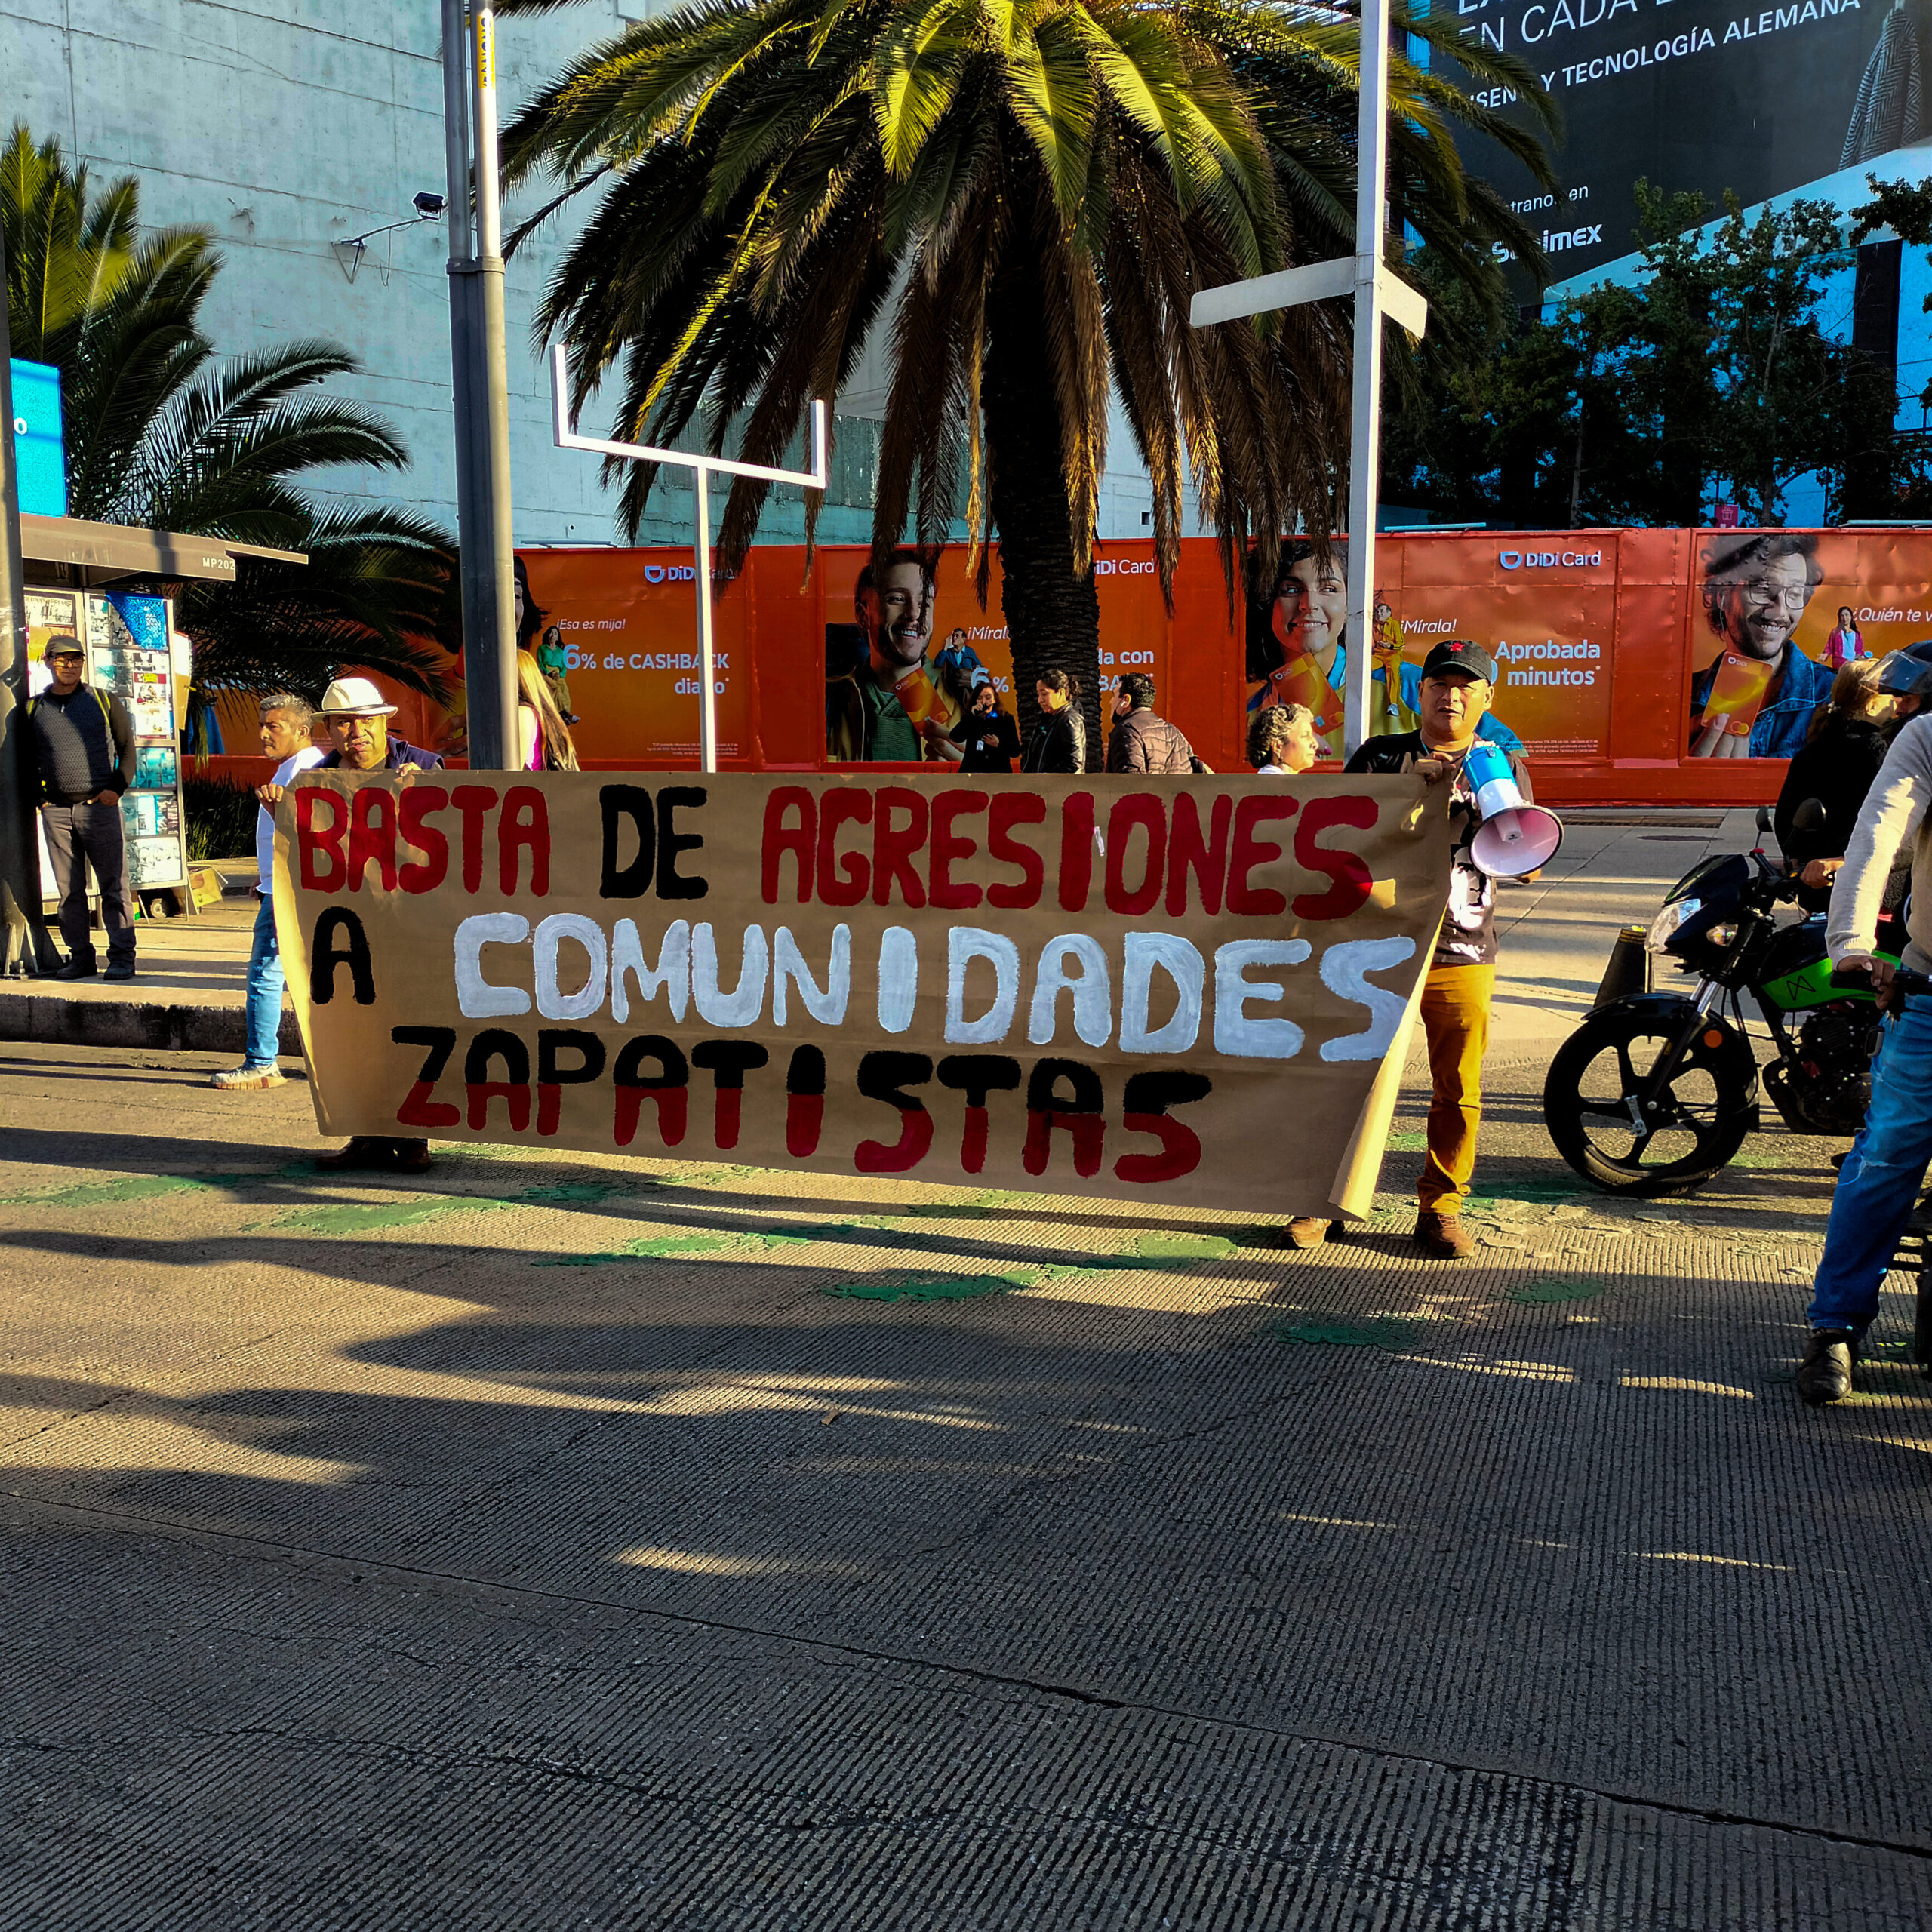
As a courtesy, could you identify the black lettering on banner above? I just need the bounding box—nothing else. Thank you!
[937,1054,1022,1174]
[464,1029,532,1132]
[613,1035,689,1147]
[785,1044,828,1158]
[600,786,655,897]
[1115,1070,1213,1185]
[311,906,375,1005]
[857,1051,935,1174]
[691,1039,769,1149]
[536,1029,608,1137]
[657,786,709,900]
[393,1025,459,1129]
[1024,1057,1105,1177]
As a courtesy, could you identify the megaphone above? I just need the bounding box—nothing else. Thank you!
[1464,739,1564,878]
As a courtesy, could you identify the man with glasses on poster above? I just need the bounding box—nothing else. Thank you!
[1689,533,1835,759]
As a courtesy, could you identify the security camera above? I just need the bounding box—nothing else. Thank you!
[413,191,447,219]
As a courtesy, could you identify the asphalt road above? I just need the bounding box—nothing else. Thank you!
[1,1026,1926,1928]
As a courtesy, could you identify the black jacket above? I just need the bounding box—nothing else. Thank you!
[1774,715,1890,869]
[958,709,1022,773]
[1021,710,1084,774]
[29,685,136,801]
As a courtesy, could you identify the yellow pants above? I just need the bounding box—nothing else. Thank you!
[1418,963,1496,1214]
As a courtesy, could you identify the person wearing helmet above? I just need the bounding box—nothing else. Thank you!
[1798,638,1932,1403]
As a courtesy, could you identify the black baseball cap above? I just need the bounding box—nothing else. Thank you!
[1419,638,1497,684]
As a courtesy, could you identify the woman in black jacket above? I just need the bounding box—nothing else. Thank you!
[1774,658,1895,908]
[1021,670,1085,773]
[958,671,1022,772]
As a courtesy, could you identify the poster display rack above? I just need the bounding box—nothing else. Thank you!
[25,586,195,919]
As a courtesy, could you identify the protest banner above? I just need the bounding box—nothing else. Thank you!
[277,771,1450,1217]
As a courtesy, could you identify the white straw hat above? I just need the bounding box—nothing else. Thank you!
[319,676,397,718]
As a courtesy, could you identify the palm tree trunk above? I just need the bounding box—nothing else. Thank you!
[983,255,1103,764]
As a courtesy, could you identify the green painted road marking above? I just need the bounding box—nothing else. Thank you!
[1508,1277,1606,1305]
[271,1198,518,1236]
[1273,1315,1420,1350]
[823,1270,1041,1303]
[1132,1232,1236,1261]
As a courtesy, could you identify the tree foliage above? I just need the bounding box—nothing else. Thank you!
[1386,181,1925,529]
[2,124,454,709]
[497,0,1554,717]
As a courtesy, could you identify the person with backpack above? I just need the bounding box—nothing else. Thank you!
[29,635,137,981]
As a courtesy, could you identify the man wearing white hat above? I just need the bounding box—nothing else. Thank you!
[313,677,444,1171]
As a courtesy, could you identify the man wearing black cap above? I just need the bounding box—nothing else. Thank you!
[28,635,137,981]
[1287,639,1531,1258]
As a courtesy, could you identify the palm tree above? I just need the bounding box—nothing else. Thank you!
[499,0,1553,742]
[2,124,454,728]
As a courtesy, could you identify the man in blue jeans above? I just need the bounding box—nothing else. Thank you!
[1799,641,1932,1402]
[209,692,324,1091]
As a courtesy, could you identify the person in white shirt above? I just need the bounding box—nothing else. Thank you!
[211,693,325,1090]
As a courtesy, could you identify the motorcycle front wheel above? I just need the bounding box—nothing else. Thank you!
[1543,1006,1755,1196]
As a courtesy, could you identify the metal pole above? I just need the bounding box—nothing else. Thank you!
[1343,0,1389,758]
[0,245,57,975]
[692,468,718,774]
[441,0,517,771]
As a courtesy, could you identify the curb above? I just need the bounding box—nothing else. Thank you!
[0,994,300,1057]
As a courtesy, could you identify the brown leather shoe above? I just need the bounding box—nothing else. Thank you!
[1284,1217,1332,1250]
[1414,1210,1475,1259]
[390,1140,433,1174]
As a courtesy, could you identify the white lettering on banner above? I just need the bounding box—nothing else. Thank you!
[447,918,1417,1063]
[1213,940,1313,1060]
[1318,937,1419,1063]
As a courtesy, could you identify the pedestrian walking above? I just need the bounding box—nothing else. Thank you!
[957,671,1021,773]
[1022,671,1086,774]
[28,635,137,982]
[1795,641,1932,1403]
[1247,703,1318,774]
[1297,640,1530,1260]
[1105,672,1198,774]
[211,693,325,1091]
[312,677,443,1172]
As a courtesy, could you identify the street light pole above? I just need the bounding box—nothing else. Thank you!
[441,0,518,771]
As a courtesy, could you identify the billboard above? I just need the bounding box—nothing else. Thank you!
[1456,0,1896,283]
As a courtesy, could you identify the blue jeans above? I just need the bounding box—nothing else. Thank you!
[244,893,286,1070]
[1808,992,1932,1334]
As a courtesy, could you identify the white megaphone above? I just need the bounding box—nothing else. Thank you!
[1464,739,1564,878]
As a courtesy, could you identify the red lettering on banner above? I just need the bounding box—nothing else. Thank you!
[817,790,872,906]
[987,794,1047,909]
[296,789,349,892]
[468,1081,531,1132]
[398,788,450,893]
[1166,795,1231,915]
[1104,795,1166,915]
[614,1085,688,1149]
[396,1081,460,1129]
[1057,794,1096,911]
[1227,796,1299,915]
[761,788,816,903]
[450,785,497,893]
[872,789,928,907]
[348,786,398,893]
[929,790,986,910]
[500,786,551,896]
[1293,795,1377,920]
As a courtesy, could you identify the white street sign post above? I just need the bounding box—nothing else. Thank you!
[548,345,830,774]
[1189,0,1425,757]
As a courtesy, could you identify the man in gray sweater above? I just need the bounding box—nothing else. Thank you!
[1801,639,1932,1402]
[28,636,137,981]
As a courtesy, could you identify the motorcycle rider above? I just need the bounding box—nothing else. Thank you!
[1798,639,1932,1403]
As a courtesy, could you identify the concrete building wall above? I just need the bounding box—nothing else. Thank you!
[0,0,1170,555]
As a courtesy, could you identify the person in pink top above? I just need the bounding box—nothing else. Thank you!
[1826,607,1866,669]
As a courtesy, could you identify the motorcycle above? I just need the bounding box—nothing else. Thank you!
[1543,805,1918,1197]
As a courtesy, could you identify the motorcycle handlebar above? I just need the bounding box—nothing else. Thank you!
[1830,961,1932,998]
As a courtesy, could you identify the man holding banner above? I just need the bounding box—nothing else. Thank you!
[1312,640,1529,1260]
